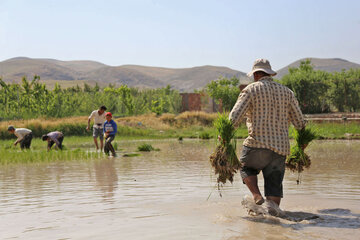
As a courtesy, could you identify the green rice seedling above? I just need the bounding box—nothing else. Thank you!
[0,148,102,164]
[209,113,241,186]
[123,153,141,157]
[137,143,159,152]
[137,143,154,151]
[113,142,118,151]
[199,132,211,140]
[286,126,317,184]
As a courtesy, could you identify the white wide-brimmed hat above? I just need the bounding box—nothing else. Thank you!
[247,58,277,77]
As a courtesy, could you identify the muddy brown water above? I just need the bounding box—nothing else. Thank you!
[0,140,359,240]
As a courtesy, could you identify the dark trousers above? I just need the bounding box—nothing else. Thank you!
[104,135,116,156]
[48,136,64,150]
[20,133,33,149]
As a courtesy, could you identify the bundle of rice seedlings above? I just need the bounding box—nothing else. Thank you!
[209,114,241,185]
[137,143,160,152]
[137,143,154,152]
[286,127,317,184]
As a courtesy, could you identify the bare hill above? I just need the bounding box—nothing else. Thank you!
[0,57,249,91]
[0,57,106,81]
[99,65,249,91]
[2,57,359,91]
[45,58,106,73]
[276,58,360,79]
[84,66,166,88]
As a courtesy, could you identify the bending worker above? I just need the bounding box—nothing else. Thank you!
[42,131,64,151]
[7,126,33,149]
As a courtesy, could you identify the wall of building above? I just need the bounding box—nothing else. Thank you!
[180,93,222,112]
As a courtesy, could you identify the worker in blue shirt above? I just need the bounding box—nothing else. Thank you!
[103,112,117,157]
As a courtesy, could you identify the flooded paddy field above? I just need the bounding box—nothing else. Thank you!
[0,139,359,240]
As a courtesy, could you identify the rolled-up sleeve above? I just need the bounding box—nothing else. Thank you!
[288,93,306,130]
[229,89,252,126]
[14,132,24,142]
[88,111,95,120]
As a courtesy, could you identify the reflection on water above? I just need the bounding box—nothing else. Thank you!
[93,159,118,200]
[0,140,359,240]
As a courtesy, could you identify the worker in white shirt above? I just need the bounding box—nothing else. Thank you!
[8,126,33,149]
[86,105,107,151]
[42,131,64,151]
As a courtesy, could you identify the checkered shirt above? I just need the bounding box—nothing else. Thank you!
[229,76,306,156]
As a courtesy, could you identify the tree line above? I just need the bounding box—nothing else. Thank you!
[1,59,359,120]
[0,76,181,120]
[206,60,360,113]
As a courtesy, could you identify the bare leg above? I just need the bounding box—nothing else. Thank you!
[100,139,104,152]
[93,137,99,150]
[243,175,264,205]
[266,196,281,206]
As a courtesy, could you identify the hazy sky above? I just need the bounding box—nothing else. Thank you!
[1,0,359,71]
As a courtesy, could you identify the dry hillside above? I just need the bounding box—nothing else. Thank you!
[0,57,249,91]
[276,58,360,79]
[2,57,360,90]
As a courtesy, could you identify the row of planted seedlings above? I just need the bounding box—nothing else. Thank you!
[0,136,164,164]
[0,148,101,164]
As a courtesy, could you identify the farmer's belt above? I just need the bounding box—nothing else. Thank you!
[96,124,102,126]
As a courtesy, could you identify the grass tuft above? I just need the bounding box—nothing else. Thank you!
[199,132,211,140]
[137,143,160,152]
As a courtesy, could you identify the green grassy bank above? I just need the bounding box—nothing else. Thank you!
[1,112,360,141]
[1,119,360,164]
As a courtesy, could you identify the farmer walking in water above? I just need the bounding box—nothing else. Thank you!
[229,59,306,208]
[87,105,107,151]
[103,112,117,157]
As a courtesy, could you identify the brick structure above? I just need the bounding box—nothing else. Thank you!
[239,84,248,91]
[180,93,201,112]
[180,93,222,112]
